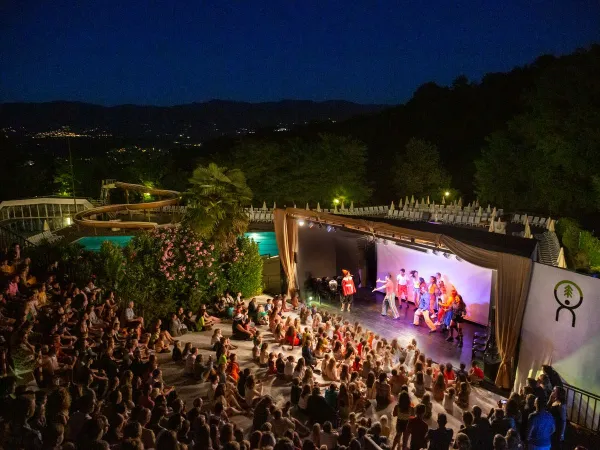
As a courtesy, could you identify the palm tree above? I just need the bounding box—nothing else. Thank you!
[183,163,252,248]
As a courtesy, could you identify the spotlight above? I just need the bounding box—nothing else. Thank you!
[298,219,305,226]
[455,256,463,262]
[326,225,333,232]
[443,252,451,259]
[433,250,440,256]
[308,222,314,229]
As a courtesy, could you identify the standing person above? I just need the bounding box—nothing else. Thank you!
[410,270,421,307]
[413,284,437,333]
[548,386,567,450]
[396,268,408,307]
[527,397,555,450]
[373,273,399,319]
[404,403,429,450]
[447,295,467,347]
[341,270,357,313]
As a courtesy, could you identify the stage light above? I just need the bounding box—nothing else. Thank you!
[298,219,305,226]
[456,256,463,262]
[443,252,451,259]
[433,250,440,256]
[308,222,314,229]
[326,225,333,232]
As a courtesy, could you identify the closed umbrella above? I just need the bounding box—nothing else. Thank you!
[546,217,552,230]
[548,219,556,232]
[488,217,495,233]
[341,200,345,210]
[410,195,415,205]
[557,247,567,268]
[306,203,310,210]
[405,195,410,206]
[398,198,403,208]
[524,220,532,239]
[43,220,50,232]
[262,201,267,210]
[421,197,425,206]
[273,202,277,210]
[390,201,395,211]
[415,199,419,208]
[350,201,354,211]
[317,202,321,212]
[487,204,492,214]
[427,196,430,205]
[477,206,482,216]
[458,198,463,207]
[334,203,338,214]
[442,196,445,205]
[492,207,497,217]
[522,214,529,225]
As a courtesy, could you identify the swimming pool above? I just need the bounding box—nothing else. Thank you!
[76,232,278,256]
[75,235,134,252]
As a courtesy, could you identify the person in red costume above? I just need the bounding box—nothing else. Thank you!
[341,269,356,312]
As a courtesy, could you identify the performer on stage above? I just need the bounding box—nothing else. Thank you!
[413,283,437,332]
[447,294,467,347]
[410,270,421,306]
[396,268,408,308]
[340,269,356,312]
[373,273,399,319]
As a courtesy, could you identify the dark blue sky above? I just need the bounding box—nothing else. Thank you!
[1,1,598,105]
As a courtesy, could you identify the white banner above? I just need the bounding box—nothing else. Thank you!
[515,263,600,395]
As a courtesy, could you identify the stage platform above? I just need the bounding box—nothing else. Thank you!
[315,290,485,370]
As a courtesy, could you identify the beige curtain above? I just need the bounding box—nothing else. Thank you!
[274,209,299,296]
[441,236,533,388]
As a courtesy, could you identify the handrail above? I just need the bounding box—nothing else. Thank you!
[563,382,600,433]
[74,182,181,229]
[0,223,35,249]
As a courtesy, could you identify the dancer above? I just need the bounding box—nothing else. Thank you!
[396,268,408,308]
[340,269,356,312]
[413,283,437,332]
[446,294,467,347]
[410,270,420,307]
[373,273,399,319]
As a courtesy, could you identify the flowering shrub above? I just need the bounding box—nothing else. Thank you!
[225,236,263,297]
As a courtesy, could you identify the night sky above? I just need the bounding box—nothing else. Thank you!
[1,1,598,105]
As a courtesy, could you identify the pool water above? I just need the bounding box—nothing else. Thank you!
[75,236,134,252]
[76,232,278,256]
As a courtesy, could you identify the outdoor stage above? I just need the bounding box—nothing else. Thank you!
[316,290,483,370]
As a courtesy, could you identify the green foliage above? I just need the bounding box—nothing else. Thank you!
[475,47,600,216]
[393,138,451,202]
[183,163,252,248]
[233,134,372,206]
[226,236,263,297]
[97,242,125,289]
[556,218,600,272]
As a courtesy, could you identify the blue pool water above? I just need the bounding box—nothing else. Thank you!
[245,232,278,257]
[77,232,278,256]
[76,236,134,252]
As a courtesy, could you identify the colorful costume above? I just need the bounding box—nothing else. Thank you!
[341,270,356,311]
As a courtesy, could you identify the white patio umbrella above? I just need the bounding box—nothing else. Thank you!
[316,202,321,212]
[426,196,430,205]
[477,206,482,216]
[546,217,552,230]
[492,207,497,216]
[273,201,276,209]
[548,219,556,232]
[524,220,532,239]
[415,199,419,208]
[458,198,463,207]
[305,203,310,210]
[250,205,254,212]
[467,202,472,208]
[403,203,408,211]
[421,197,425,206]
[488,217,495,233]
[441,196,445,205]
[405,195,410,206]
[522,214,529,225]
[262,201,267,210]
[334,203,338,213]
[350,201,354,211]
[398,198,403,208]
[390,201,395,211]
[557,247,567,268]
[410,195,415,205]
[340,200,345,210]
[43,220,50,232]
[487,204,491,214]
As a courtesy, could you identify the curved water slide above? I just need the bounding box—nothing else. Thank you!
[74,182,182,229]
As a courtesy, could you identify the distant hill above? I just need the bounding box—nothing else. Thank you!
[0,99,387,139]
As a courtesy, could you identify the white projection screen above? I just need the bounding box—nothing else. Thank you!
[376,243,493,325]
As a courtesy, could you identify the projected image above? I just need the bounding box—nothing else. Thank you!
[376,243,493,325]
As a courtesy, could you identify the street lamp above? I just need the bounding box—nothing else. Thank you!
[333,198,340,205]
[444,191,450,197]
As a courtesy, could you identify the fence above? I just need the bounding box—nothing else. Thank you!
[564,382,600,433]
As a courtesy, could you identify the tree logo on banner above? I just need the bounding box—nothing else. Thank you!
[554,280,583,328]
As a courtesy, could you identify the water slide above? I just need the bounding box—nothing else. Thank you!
[73,181,181,229]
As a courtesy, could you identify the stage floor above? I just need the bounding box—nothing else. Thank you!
[316,291,484,369]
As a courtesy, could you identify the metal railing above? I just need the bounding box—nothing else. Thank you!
[0,223,35,250]
[564,382,600,433]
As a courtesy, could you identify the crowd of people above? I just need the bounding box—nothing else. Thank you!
[0,242,584,449]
